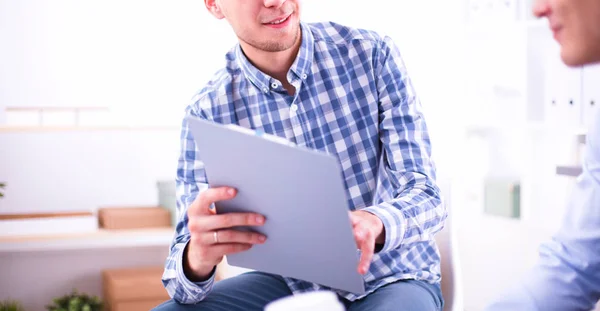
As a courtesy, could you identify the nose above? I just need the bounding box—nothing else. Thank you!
[264,0,286,8]
[532,0,551,18]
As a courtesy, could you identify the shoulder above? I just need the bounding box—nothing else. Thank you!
[305,21,401,63]
[188,47,241,117]
[306,21,387,47]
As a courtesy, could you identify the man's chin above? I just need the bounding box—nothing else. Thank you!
[271,27,301,52]
[561,48,599,67]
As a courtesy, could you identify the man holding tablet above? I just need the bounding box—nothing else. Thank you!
[154,0,447,310]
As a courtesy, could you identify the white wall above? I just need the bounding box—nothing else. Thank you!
[0,130,180,214]
[0,0,236,126]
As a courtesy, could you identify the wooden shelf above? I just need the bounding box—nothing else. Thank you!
[0,125,179,133]
[0,228,175,252]
[5,106,109,112]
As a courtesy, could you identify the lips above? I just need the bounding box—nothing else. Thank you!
[551,25,563,41]
[549,20,562,33]
[264,13,291,25]
[551,25,562,33]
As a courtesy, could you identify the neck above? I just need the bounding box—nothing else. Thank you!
[240,30,302,83]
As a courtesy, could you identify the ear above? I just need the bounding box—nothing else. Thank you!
[205,0,225,19]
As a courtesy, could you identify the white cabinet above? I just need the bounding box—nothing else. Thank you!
[467,0,520,23]
[582,64,600,128]
[545,58,600,130]
[544,58,583,128]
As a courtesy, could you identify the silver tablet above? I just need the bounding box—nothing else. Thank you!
[186,116,365,295]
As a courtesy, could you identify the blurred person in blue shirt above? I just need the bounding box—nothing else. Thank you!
[486,0,600,310]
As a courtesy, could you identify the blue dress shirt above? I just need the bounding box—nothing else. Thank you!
[161,21,447,304]
[486,111,600,310]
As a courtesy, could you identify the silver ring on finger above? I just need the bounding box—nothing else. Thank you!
[213,230,219,244]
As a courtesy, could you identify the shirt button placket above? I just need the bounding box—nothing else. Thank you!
[289,100,304,144]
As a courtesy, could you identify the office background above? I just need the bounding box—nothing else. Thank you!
[1,0,598,310]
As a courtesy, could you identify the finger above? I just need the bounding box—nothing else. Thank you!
[203,230,266,245]
[189,187,237,216]
[353,225,368,248]
[190,213,266,232]
[353,227,362,249]
[357,229,375,275]
[349,212,360,226]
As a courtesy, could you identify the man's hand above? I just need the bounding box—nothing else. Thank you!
[184,187,267,282]
[349,210,385,275]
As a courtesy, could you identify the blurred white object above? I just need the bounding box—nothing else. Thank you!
[436,178,463,311]
[264,291,345,311]
[0,215,98,237]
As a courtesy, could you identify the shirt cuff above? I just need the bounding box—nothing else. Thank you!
[361,202,407,253]
[176,240,216,297]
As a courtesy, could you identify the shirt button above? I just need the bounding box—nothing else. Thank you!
[262,87,269,93]
[271,82,278,89]
[302,74,308,80]
[290,104,298,112]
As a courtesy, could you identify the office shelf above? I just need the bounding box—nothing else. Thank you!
[0,228,175,252]
[0,125,179,133]
[556,165,583,177]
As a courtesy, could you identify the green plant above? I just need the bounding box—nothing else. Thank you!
[0,182,5,198]
[0,299,25,311]
[46,290,103,311]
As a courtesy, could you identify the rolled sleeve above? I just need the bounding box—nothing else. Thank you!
[362,202,407,253]
[175,240,216,301]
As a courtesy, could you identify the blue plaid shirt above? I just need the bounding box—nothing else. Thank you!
[162,21,447,304]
